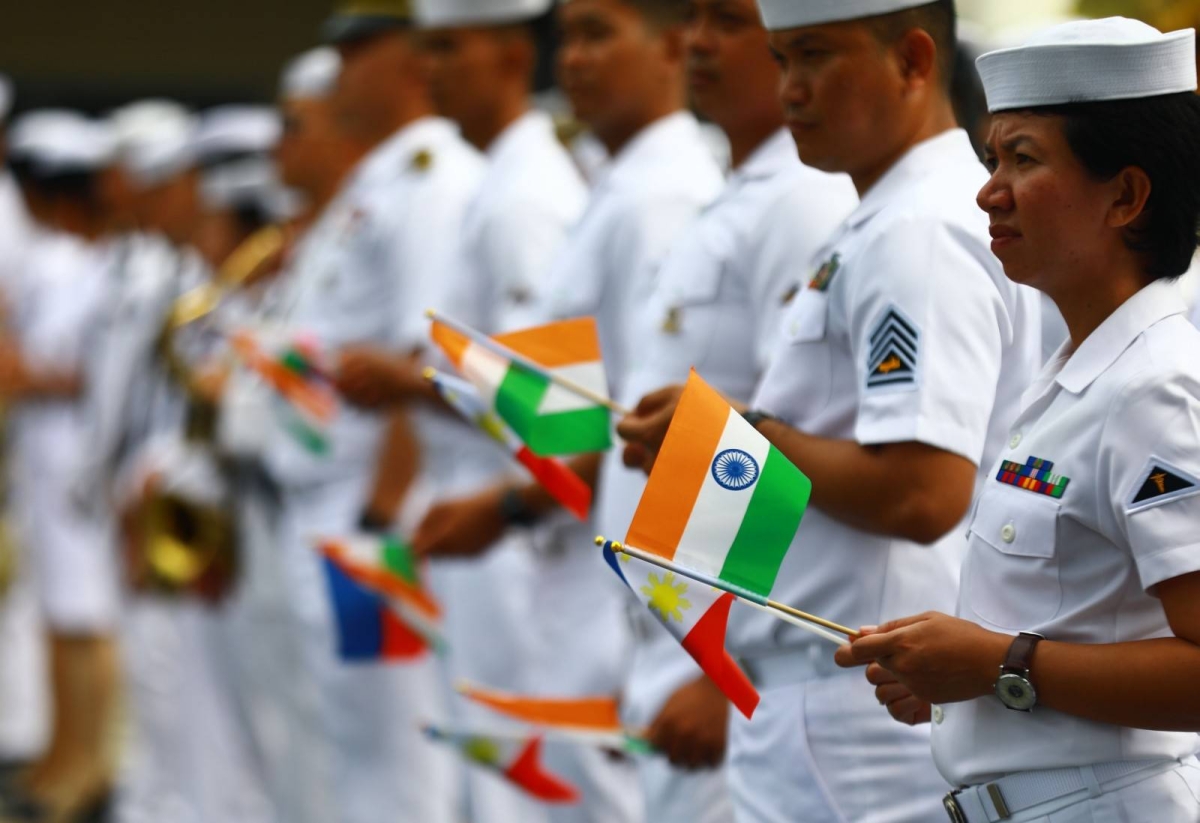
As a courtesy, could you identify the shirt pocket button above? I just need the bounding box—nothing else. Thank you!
[1000,523,1017,544]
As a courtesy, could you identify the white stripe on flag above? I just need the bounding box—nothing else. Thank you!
[673,409,772,580]
[461,342,511,407]
[537,362,609,414]
[624,553,724,638]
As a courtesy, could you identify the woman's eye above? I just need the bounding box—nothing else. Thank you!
[983,157,998,173]
[1015,153,1034,165]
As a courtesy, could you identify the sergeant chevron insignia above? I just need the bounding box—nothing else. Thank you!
[866,305,920,390]
[1127,458,1200,512]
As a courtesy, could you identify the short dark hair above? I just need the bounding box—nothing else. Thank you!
[8,158,99,208]
[866,0,957,91]
[619,0,689,27]
[1029,92,1200,282]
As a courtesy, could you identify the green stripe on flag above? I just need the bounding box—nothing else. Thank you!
[382,537,418,585]
[719,447,812,596]
[494,363,612,457]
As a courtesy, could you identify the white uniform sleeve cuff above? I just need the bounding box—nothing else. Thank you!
[1137,542,1200,591]
[855,414,982,465]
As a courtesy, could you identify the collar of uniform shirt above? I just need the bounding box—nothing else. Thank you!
[845,128,973,229]
[731,128,798,185]
[485,109,546,161]
[1052,277,1188,395]
[602,111,703,190]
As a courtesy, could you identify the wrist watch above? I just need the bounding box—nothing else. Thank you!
[994,631,1044,712]
[357,509,393,534]
[741,409,778,430]
[499,487,539,528]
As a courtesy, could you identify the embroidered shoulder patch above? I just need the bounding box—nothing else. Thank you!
[1127,458,1200,512]
[866,305,920,390]
[997,456,1070,499]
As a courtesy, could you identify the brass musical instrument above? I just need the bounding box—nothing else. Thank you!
[137,225,286,598]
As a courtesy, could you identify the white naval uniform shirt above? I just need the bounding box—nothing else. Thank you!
[450,110,587,338]
[530,111,723,696]
[933,279,1200,787]
[427,110,585,496]
[734,129,1042,659]
[263,117,483,490]
[592,129,857,722]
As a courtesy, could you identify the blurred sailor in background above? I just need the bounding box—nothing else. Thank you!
[1,110,121,823]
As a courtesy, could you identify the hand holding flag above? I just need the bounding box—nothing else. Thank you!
[601,372,855,719]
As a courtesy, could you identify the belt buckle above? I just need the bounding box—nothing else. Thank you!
[943,791,969,823]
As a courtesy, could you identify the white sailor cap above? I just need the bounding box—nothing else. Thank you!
[756,0,937,31]
[0,75,12,124]
[415,0,550,27]
[193,107,290,219]
[8,110,117,176]
[281,47,342,101]
[977,17,1198,113]
[192,105,281,166]
[108,100,198,188]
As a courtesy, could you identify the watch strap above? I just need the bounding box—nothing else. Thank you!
[741,409,778,430]
[1002,632,1044,676]
[499,487,539,528]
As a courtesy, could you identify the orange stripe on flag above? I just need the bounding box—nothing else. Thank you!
[431,322,471,369]
[495,317,601,368]
[459,683,621,733]
[626,370,728,561]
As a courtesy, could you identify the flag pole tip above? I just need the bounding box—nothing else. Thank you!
[422,367,437,381]
[594,535,606,546]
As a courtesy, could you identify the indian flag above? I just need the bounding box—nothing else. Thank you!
[430,316,612,457]
[319,536,444,657]
[230,329,337,455]
[604,543,759,719]
[423,726,580,804]
[627,371,812,598]
[457,682,652,754]
[428,370,592,520]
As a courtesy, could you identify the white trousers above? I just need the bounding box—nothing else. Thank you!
[276,477,456,823]
[729,669,948,823]
[428,545,551,823]
[114,599,274,823]
[527,524,642,823]
[625,628,733,823]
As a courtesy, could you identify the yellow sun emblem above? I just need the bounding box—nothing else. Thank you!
[464,736,502,766]
[641,572,692,623]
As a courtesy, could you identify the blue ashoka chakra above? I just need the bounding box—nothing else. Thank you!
[711,449,761,491]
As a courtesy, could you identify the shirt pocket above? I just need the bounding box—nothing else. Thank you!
[962,483,1063,630]
[782,288,829,343]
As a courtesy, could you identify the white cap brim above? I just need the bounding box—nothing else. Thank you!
[978,20,1198,112]
[756,0,937,31]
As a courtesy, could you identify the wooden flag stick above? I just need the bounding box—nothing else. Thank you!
[598,537,859,639]
[425,309,632,416]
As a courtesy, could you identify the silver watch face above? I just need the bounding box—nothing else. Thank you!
[996,672,1037,712]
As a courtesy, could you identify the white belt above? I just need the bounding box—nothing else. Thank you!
[944,756,1196,822]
